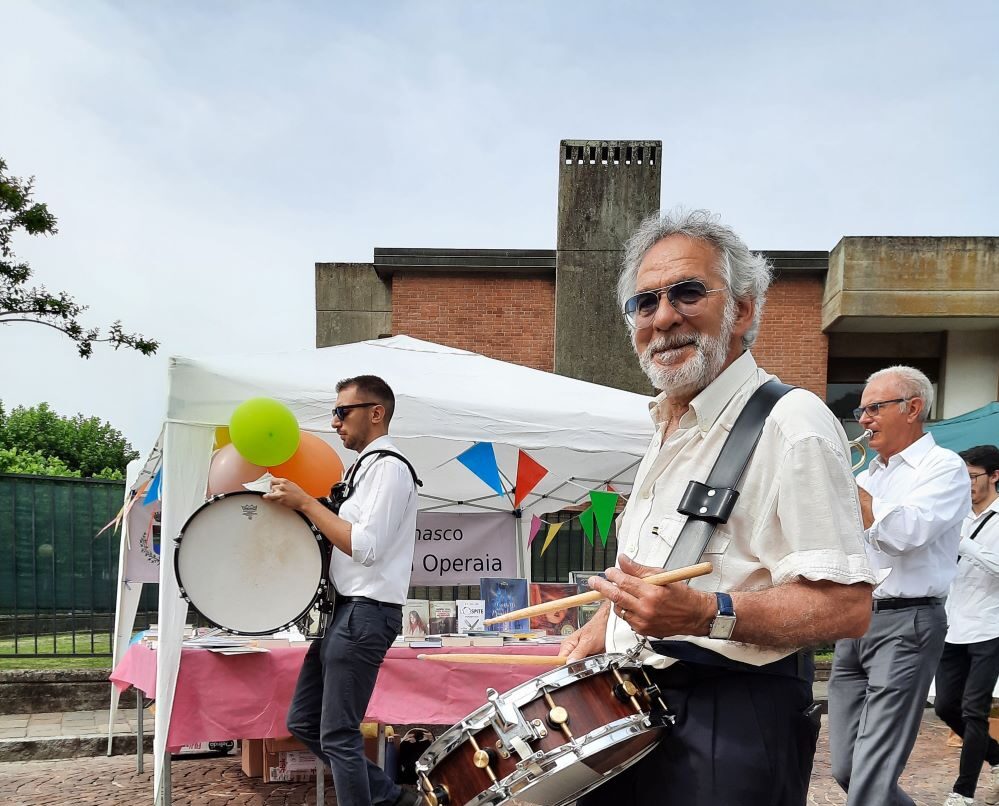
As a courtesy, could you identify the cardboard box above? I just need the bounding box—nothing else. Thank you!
[263,736,319,783]
[241,739,263,778]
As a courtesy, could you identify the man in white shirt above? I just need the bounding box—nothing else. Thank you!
[265,375,421,806]
[829,365,971,806]
[934,445,999,806]
[562,209,876,806]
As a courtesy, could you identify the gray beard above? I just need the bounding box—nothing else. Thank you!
[637,308,735,396]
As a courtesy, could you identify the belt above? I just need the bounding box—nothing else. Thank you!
[649,640,814,682]
[337,595,403,611]
[872,596,944,612]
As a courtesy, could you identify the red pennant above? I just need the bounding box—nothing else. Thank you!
[514,450,548,508]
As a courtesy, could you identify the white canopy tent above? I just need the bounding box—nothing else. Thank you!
[122,335,654,803]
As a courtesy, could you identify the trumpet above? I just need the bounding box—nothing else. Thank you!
[849,429,873,471]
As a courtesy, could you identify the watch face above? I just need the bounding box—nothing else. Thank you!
[709,615,737,640]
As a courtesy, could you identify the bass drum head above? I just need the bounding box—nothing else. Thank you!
[175,491,325,635]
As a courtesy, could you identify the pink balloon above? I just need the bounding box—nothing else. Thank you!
[207,443,266,496]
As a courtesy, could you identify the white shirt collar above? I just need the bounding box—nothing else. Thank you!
[868,431,936,474]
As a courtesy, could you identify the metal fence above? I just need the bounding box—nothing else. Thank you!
[0,473,158,657]
[1,471,615,657]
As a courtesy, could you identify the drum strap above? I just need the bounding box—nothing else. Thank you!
[322,449,422,515]
[651,379,810,680]
[661,379,795,572]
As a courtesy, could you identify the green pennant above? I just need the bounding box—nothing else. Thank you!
[578,507,595,545]
[589,490,620,547]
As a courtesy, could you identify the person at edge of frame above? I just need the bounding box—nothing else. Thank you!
[934,444,999,806]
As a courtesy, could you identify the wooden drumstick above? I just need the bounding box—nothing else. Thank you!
[417,653,566,665]
[482,561,713,626]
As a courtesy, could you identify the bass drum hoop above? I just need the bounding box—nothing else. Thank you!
[174,490,329,636]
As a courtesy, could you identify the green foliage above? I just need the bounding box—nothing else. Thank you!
[0,447,81,477]
[0,156,158,357]
[0,401,137,477]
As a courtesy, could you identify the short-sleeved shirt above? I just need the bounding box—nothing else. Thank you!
[606,351,876,668]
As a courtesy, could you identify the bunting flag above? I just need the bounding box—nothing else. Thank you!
[589,490,620,546]
[606,483,616,493]
[578,507,595,545]
[143,469,163,505]
[539,522,564,556]
[456,442,504,495]
[514,450,548,508]
[527,515,543,547]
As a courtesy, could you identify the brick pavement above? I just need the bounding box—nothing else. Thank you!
[0,710,994,806]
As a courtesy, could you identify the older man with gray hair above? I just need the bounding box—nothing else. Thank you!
[829,365,970,806]
[563,208,876,806]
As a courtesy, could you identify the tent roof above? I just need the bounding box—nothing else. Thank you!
[166,336,656,515]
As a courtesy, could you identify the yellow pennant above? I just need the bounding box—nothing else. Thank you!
[539,522,564,556]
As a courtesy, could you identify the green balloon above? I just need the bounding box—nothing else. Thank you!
[228,398,301,467]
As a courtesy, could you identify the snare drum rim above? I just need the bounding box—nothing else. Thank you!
[173,490,331,636]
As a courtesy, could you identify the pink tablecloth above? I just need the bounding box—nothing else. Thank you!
[110,643,560,751]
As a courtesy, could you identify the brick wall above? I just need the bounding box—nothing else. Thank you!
[753,276,828,397]
[390,274,556,371]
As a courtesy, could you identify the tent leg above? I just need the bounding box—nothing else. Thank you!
[163,750,172,803]
[136,689,144,773]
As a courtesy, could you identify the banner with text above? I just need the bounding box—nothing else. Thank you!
[411,512,518,586]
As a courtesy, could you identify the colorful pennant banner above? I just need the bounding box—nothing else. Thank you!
[589,490,620,547]
[578,507,595,545]
[514,450,548,508]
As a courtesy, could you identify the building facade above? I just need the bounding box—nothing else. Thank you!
[316,139,999,427]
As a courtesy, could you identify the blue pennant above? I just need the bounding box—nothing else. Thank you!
[456,442,504,495]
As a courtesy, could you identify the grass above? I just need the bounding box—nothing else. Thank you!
[0,630,113,670]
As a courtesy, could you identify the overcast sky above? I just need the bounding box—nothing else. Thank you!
[2,1,997,455]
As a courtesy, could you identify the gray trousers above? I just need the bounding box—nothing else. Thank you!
[828,602,947,806]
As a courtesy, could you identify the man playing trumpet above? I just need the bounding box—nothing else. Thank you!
[562,209,875,806]
[828,366,969,806]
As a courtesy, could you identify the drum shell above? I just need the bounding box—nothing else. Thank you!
[420,657,663,806]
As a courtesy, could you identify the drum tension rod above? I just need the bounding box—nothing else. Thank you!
[466,733,498,783]
[611,668,644,714]
[639,669,675,728]
[543,691,573,740]
[419,772,449,806]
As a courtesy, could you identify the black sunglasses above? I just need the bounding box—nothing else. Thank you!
[622,279,725,328]
[852,398,910,420]
[332,402,379,420]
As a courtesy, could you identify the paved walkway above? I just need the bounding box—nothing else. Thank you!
[0,709,994,805]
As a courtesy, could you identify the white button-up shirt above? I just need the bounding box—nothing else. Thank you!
[857,433,969,599]
[607,351,875,668]
[945,499,999,644]
[331,435,418,604]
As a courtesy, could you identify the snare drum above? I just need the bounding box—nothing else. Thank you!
[174,491,331,635]
[415,652,672,806]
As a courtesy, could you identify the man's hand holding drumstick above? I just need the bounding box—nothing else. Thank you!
[562,556,716,662]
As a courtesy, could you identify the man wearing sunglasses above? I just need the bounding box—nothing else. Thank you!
[563,208,876,806]
[828,365,969,806]
[265,375,422,806]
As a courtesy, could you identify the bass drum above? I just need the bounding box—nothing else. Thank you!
[174,491,330,635]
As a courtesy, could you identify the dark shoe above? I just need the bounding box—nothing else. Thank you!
[393,785,424,806]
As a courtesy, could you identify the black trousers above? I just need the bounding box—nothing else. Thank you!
[578,663,819,806]
[286,600,403,806]
[933,637,999,798]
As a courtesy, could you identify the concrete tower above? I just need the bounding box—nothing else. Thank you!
[554,139,662,394]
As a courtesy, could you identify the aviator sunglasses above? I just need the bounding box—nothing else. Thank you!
[622,279,726,328]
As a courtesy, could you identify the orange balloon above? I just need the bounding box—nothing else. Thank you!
[269,432,345,497]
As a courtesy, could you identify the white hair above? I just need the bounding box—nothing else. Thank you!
[866,365,935,422]
[618,208,773,349]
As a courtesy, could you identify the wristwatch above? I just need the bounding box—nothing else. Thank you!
[708,592,737,640]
